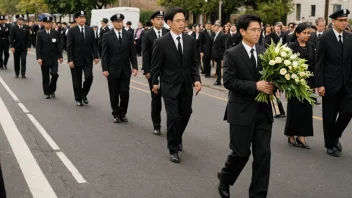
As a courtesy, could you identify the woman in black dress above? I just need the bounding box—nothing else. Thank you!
[285,23,315,149]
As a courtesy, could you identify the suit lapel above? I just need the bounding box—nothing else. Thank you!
[167,33,182,65]
[239,43,256,77]
[343,31,349,61]
[121,30,128,49]
[111,30,119,46]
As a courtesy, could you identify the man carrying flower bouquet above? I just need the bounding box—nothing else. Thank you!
[217,14,274,198]
[315,9,352,157]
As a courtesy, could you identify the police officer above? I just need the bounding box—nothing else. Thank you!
[36,16,63,99]
[67,11,99,107]
[101,13,138,123]
[141,11,168,135]
[0,15,10,70]
[9,14,31,78]
[98,18,110,57]
[30,20,39,48]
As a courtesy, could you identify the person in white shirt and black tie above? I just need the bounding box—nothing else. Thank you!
[211,24,226,85]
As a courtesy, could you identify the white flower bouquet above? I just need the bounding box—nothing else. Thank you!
[256,42,315,104]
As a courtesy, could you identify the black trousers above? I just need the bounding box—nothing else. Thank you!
[0,41,9,67]
[70,64,93,101]
[163,83,192,153]
[148,78,162,129]
[215,58,222,83]
[135,39,142,55]
[0,163,6,198]
[107,75,130,117]
[32,35,36,48]
[220,108,272,198]
[322,91,352,148]
[61,38,67,51]
[41,64,59,95]
[13,51,27,76]
[202,54,211,76]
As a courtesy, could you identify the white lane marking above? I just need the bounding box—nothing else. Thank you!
[0,77,20,102]
[26,114,60,151]
[0,97,58,198]
[56,152,87,183]
[18,102,30,113]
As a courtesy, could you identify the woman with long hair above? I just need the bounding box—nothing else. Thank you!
[285,23,315,148]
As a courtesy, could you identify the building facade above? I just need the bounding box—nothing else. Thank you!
[287,0,352,24]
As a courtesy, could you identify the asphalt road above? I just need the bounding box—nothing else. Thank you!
[0,50,351,198]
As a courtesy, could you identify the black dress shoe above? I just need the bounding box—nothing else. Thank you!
[153,128,161,135]
[51,93,56,98]
[288,137,298,147]
[170,153,180,163]
[296,137,310,149]
[45,94,51,99]
[113,117,121,123]
[120,116,128,122]
[213,82,221,86]
[76,101,84,107]
[4,65,7,69]
[22,75,26,78]
[335,139,342,152]
[15,75,19,78]
[327,147,339,157]
[82,96,89,104]
[177,143,183,152]
[218,183,230,198]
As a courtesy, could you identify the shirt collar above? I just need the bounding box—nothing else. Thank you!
[114,28,122,34]
[153,27,162,34]
[242,41,256,53]
[333,28,343,39]
[170,30,182,40]
[78,25,85,30]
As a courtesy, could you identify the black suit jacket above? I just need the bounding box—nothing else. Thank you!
[199,29,214,56]
[150,33,201,98]
[36,29,62,66]
[225,32,241,50]
[308,31,324,46]
[9,25,31,51]
[315,29,352,94]
[141,28,168,74]
[67,25,98,67]
[0,23,10,41]
[212,31,226,59]
[98,26,110,47]
[101,29,138,78]
[272,32,284,44]
[223,43,273,125]
[126,28,134,35]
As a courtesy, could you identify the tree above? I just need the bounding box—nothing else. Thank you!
[0,0,20,15]
[17,0,48,19]
[140,10,154,27]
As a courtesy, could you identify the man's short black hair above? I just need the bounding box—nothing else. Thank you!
[164,7,185,22]
[288,22,296,27]
[126,21,132,25]
[236,14,262,31]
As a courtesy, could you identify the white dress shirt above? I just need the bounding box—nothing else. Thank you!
[170,30,183,53]
[78,25,85,37]
[242,41,257,67]
[114,28,123,40]
[153,27,162,38]
[333,28,343,42]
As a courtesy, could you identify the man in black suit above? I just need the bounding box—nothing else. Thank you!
[30,21,39,48]
[315,9,352,157]
[67,10,99,107]
[125,21,134,34]
[102,13,138,123]
[225,24,241,50]
[142,11,168,135]
[150,7,201,163]
[309,17,326,46]
[61,22,68,51]
[9,14,31,78]
[98,18,110,57]
[217,14,274,198]
[0,15,11,70]
[212,24,226,85]
[200,21,213,76]
[36,16,63,99]
[282,22,295,45]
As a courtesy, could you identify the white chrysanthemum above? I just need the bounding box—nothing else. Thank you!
[284,60,291,66]
[283,47,291,52]
[295,77,300,82]
[275,47,280,54]
[269,60,276,65]
[292,61,298,68]
[299,72,306,77]
[280,51,287,57]
[285,74,291,80]
[288,66,292,70]
[289,54,297,60]
[280,68,287,75]
[275,57,282,64]
[291,73,297,79]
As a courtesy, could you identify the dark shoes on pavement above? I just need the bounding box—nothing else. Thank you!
[76,101,84,107]
[113,116,128,123]
[170,153,180,163]
[217,171,230,198]
[76,96,88,107]
[327,139,343,157]
[82,96,89,104]
[153,128,161,135]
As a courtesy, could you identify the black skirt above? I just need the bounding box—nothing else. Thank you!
[284,97,314,136]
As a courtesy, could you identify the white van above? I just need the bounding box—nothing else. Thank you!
[90,7,140,30]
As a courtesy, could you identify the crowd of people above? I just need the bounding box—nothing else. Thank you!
[0,6,351,198]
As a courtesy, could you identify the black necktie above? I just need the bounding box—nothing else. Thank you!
[158,30,161,38]
[118,32,122,44]
[250,49,257,69]
[338,35,343,51]
[176,36,182,60]
[318,33,321,37]
[80,27,84,41]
